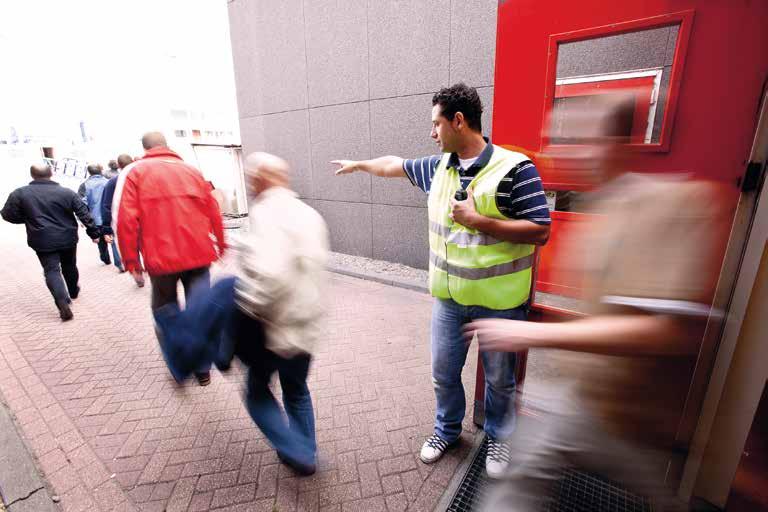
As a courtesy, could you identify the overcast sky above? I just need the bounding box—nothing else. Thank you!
[0,0,239,155]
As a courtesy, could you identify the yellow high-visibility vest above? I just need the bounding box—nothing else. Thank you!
[427,146,534,310]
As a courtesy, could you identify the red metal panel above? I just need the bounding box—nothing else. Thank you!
[535,211,593,298]
[493,1,768,187]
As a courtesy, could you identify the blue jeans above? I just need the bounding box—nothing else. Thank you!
[431,298,525,443]
[233,309,317,468]
[110,240,123,270]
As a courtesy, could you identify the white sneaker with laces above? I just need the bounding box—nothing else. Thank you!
[485,437,511,479]
[420,434,451,464]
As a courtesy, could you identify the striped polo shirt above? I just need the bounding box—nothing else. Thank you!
[403,141,551,225]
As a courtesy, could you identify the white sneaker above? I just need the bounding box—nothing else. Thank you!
[485,437,511,479]
[420,434,451,464]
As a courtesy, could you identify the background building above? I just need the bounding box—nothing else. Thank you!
[228,0,498,269]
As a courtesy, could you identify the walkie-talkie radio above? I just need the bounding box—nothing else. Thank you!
[454,188,468,201]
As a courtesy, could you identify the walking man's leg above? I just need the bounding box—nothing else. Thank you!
[36,250,73,321]
[421,298,470,464]
[181,267,212,384]
[59,247,80,299]
[237,309,316,474]
[110,241,123,271]
[473,304,526,478]
[97,237,111,265]
[277,354,316,467]
[150,274,180,311]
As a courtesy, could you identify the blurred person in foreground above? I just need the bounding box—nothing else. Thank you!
[114,132,226,386]
[79,163,112,266]
[1,164,101,320]
[153,152,329,475]
[466,99,730,511]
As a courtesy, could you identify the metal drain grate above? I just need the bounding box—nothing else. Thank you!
[546,468,653,512]
[446,436,653,512]
[446,436,490,512]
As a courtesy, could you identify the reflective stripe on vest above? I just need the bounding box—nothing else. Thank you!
[427,146,534,310]
[429,251,535,280]
[429,220,502,246]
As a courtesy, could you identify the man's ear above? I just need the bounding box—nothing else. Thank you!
[454,111,465,130]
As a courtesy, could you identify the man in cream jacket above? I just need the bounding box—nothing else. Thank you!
[232,152,329,475]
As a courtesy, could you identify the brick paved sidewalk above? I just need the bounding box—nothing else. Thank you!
[0,223,480,512]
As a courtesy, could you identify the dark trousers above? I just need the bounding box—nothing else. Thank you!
[149,266,211,310]
[233,308,317,468]
[150,266,212,375]
[97,237,110,264]
[36,247,79,304]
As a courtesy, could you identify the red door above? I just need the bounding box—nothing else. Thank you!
[475,0,768,452]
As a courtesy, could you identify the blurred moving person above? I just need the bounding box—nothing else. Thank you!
[233,152,329,475]
[114,132,226,386]
[466,99,730,511]
[1,164,101,320]
[101,154,134,273]
[79,163,111,265]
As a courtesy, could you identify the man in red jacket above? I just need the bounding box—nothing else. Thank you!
[115,132,226,385]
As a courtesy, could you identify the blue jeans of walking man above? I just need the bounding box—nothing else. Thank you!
[231,304,317,473]
[432,298,523,443]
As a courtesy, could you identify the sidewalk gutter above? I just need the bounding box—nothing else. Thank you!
[0,401,57,512]
[326,264,429,294]
[435,430,487,511]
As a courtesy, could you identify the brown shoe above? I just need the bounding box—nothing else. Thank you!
[56,301,73,322]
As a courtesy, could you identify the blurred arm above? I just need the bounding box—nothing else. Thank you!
[205,187,226,257]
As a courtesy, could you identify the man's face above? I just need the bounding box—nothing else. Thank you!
[431,104,459,153]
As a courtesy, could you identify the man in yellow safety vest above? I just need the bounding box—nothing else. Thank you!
[333,83,550,478]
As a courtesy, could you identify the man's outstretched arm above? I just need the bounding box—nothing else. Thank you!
[331,156,406,178]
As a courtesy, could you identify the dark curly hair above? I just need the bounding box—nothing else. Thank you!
[432,83,483,133]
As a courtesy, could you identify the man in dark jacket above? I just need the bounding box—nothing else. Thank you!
[1,164,101,321]
[100,154,134,273]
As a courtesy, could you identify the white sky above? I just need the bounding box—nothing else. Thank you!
[0,0,239,156]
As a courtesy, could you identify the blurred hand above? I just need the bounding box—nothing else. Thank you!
[331,160,359,175]
[463,318,544,352]
[91,238,100,244]
[103,234,114,244]
[130,270,145,288]
[449,188,480,228]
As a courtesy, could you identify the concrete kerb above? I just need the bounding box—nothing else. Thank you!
[326,264,429,294]
[0,401,57,512]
